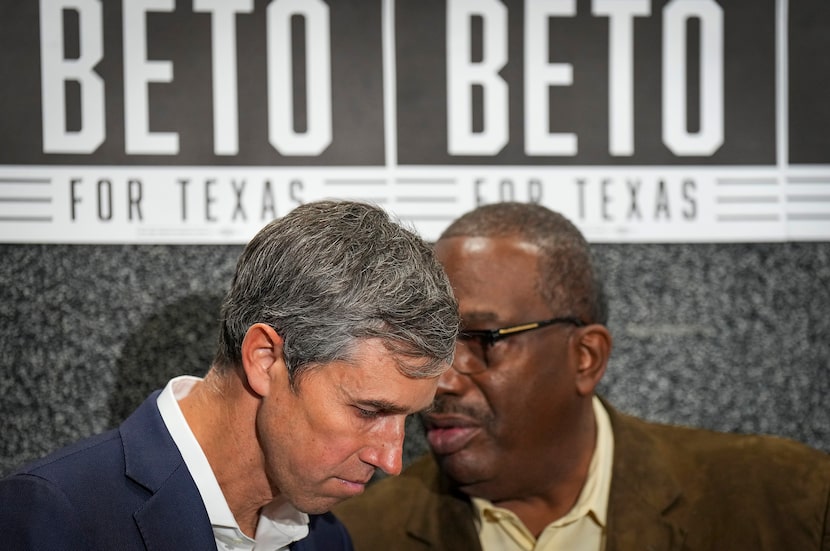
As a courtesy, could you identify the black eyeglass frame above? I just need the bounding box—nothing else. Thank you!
[456,316,587,372]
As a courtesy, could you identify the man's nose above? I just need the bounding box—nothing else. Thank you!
[360,417,406,476]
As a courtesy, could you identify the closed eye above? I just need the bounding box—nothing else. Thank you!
[354,406,380,419]
[352,398,410,420]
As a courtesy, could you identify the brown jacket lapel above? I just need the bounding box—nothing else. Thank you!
[402,463,481,550]
[604,402,687,551]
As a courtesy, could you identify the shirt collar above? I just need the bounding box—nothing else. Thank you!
[156,375,310,549]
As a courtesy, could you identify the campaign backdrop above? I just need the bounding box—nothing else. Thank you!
[1,0,829,243]
[1,0,829,477]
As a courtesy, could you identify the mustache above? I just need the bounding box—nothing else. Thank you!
[424,395,491,422]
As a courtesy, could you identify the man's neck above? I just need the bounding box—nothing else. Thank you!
[488,401,598,537]
[179,369,276,538]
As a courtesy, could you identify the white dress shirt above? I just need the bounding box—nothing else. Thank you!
[157,376,310,551]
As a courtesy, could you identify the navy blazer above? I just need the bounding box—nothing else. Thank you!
[0,391,353,550]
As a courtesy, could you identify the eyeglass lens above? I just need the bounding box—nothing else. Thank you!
[457,336,490,374]
[454,316,585,375]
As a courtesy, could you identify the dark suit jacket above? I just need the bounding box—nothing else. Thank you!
[334,403,830,550]
[0,391,353,550]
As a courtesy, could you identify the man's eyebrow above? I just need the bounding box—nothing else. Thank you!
[355,399,411,415]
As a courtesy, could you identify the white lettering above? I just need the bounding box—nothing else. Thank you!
[39,0,105,153]
[524,0,576,156]
[123,0,179,154]
[662,0,723,155]
[446,0,508,155]
[267,0,332,155]
[593,0,650,156]
[194,0,254,155]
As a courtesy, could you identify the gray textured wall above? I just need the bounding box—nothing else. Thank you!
[2,241,829,477]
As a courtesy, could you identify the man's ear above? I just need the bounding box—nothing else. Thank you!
[241,323,286,398]
[573,324,612,397]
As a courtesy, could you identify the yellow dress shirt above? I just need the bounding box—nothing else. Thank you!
[472,397,614,551]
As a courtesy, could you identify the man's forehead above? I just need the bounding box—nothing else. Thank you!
[334,340,440,409]
[437,237,543,282]
[439,243,545,316]
[438,234,540,254]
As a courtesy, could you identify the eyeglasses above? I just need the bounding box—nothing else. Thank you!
[455,316,586,374]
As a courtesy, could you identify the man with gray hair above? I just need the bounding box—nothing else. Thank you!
[0,200,459,550]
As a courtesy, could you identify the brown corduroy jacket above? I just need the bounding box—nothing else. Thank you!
[334,403,830,550]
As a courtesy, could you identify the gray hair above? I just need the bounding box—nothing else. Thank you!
[439,202,608,325]
[215,200,459,384]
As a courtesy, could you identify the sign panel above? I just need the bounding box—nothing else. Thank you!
[1,0,828,243]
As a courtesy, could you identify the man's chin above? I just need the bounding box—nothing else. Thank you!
[297,504,333,516]
[289,495,345,515]
[434,450,490,488]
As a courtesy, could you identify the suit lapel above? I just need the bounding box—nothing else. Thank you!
[603,402,687,551]
[132,465,216,549]
[404,457,482,550]
[605,474,686,551]
[120,392,216,549]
